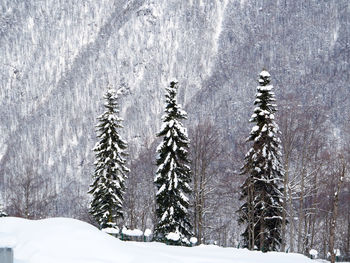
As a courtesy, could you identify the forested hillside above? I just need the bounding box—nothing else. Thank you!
[0,0,349,259]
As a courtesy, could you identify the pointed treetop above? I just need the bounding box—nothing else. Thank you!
[105,88,117,97]
[169,78,179,85]
[259,70,271,85]
[260,69,270,77]
[167,80,178,94]
[105,85,125,98]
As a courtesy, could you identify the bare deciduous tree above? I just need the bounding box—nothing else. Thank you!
[5,161,57,219]
[189,120,223,244]
[124,138,156,231]
[329,157,345,263]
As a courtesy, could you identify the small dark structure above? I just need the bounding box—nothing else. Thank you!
[0,247,13,263]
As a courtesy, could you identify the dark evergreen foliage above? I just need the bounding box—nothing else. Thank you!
[0,205,7,217]
[154,81,192,245]
[238,70,285,252]
[89,88,129,229]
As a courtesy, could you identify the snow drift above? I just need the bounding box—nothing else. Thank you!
[0,217,314,263]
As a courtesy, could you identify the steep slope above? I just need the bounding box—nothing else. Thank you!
[0,0,349,218]
[187,0,350,142]
[0,0,227,197]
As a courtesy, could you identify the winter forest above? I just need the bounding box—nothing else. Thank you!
[0,0,350,262]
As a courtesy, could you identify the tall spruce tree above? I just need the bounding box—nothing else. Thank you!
[238,70,284,252]
[89,88,129,229]
[154,81,192,245]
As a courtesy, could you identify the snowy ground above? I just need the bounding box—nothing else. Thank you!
[0,217,316,263]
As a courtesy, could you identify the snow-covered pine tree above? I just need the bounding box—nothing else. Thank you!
[154,81,192,245]
[238,70,284,252]
[89,88,129,229]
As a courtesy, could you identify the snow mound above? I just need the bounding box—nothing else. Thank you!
[144,229,152,237]
[166,232,180,241]
[190,237,198,244]
[122,227,143,237]
[309,249,318,257]
[102,227,119,234]
[0,217,314,263]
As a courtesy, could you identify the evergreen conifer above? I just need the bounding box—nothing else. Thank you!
[238,70,284,251]
[154,81,192,245]
[89,88,129,229]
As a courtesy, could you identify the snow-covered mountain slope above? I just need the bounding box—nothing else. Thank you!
[0,0,349,202]
[0,0,228,190]
[0,217,315,263]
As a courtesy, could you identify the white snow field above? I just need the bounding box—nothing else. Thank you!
[0,217,314,263]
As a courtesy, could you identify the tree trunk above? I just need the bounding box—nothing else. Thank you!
[297,166,305,253]
[329,162,344,263]
[260,217,265,251]
[248,179,255,250]
[281,156,289,252]
[347,212,350,259]
[288,185,295,252]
